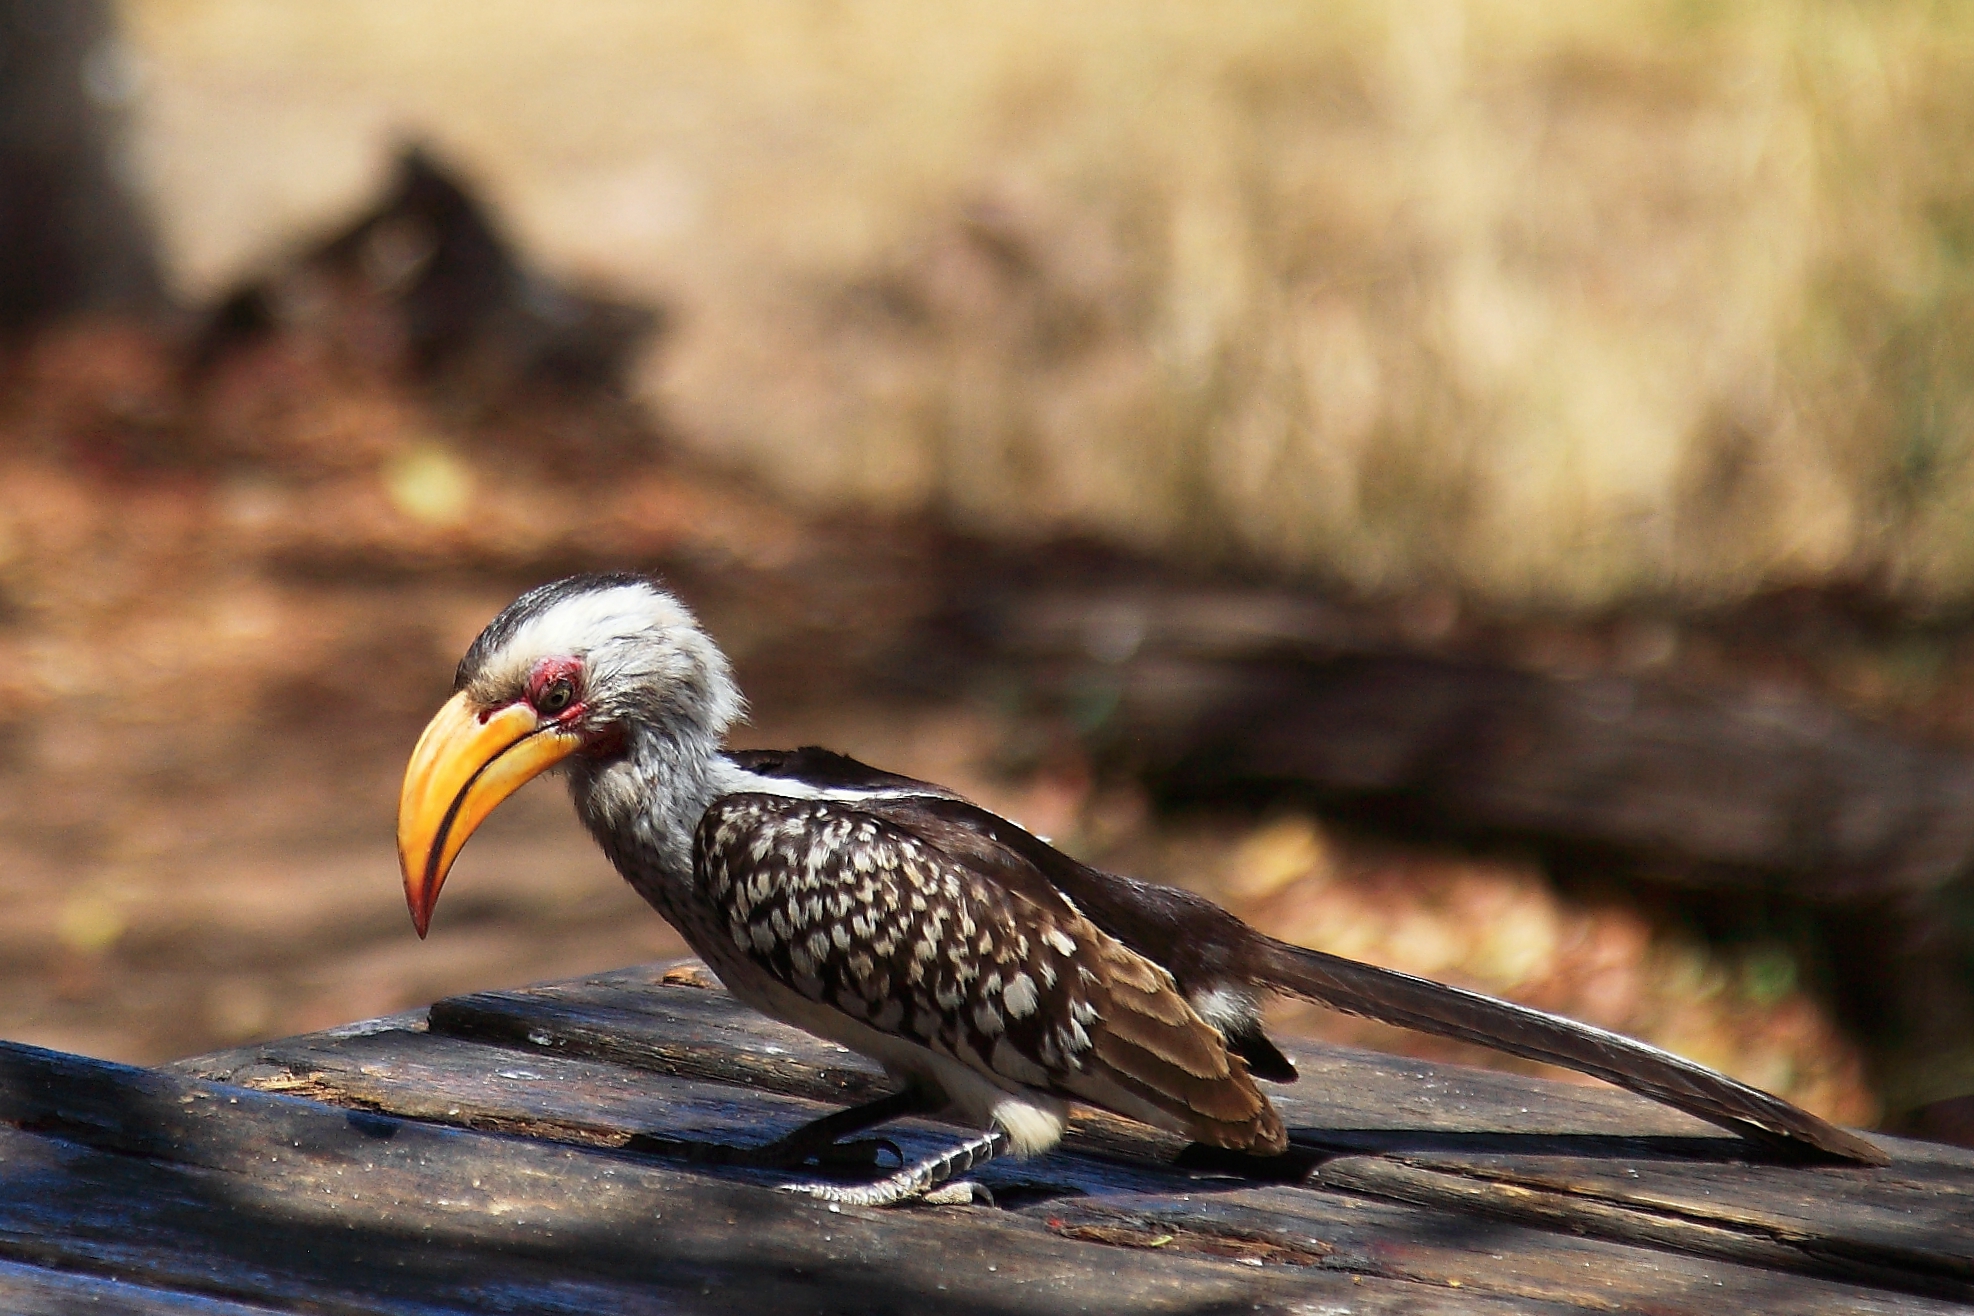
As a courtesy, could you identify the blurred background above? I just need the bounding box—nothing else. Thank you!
[7,0,1974,1141]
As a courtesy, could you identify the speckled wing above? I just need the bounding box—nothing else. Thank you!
[692,793,1285,1153]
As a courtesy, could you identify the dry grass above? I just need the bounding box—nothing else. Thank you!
[113,1,1974,607]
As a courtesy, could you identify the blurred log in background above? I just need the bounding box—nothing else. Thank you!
[8,0,1974,1144]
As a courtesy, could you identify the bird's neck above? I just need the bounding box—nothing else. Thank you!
[565,719,751,905]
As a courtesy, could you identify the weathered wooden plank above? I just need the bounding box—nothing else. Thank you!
[1311,1144,1974,1281]
[1,1039,1559,1316]
[173,1026,1193,1201]
[422,962,1728,1139]
[0,1123,792,1316]
[167,1023,1974,1313]
[0,1257,293,1316]
[422,966,895,1108]
[158,1009,431,1095]
[424,962,1921,1191]
[1313,1158,1971,1302]
[181,1005,1199,1175]
[393,966,1973,1290]
[1033,1191,1974,1315]
[418,963,1789,1190]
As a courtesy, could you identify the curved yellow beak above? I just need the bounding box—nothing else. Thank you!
[397,691,582,938]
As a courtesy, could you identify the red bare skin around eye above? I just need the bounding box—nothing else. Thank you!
[525,657,587,721]
[520,657,623,758]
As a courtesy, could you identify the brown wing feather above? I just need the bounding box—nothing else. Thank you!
[694,793,1285,1154]
[1075,935,1284,1149]
[863,791,1884,1165]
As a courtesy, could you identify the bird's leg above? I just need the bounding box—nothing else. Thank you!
[624,1088,930,1172]
[779,1126,1011,1208]
[742,1087,930,1171]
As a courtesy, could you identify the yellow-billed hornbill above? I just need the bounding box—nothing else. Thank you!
[398,573,1885,1205]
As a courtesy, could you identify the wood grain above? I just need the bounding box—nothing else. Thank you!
[145,961,1974,1312]
[2,1037,1557,1315]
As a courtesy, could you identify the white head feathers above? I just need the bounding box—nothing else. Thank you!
[457,573,745,743]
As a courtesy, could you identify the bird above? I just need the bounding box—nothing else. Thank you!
[397,572,1887,1205]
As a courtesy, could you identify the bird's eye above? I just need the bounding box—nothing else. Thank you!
[535,677,574,715]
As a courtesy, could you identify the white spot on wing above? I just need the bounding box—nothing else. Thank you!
[1003,973,1038,1018]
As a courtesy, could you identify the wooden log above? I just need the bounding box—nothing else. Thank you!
[1313,1158,1968,1299]
[5,1037,1571,1316]
[1039,1190,1969,1314]
[424,966,895,1108]
[1150,650,1974,902]
[412,964,1725,1136]
[174,1025,1192,1194]
[0,1257,291,1316]
[166,965,1974,1308]
[1309,1142,1974,1280]
[983,583,1974,901]
[161,1025,1967,1313]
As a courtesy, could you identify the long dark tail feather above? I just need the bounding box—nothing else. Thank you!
[1255,936,1888,1165]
